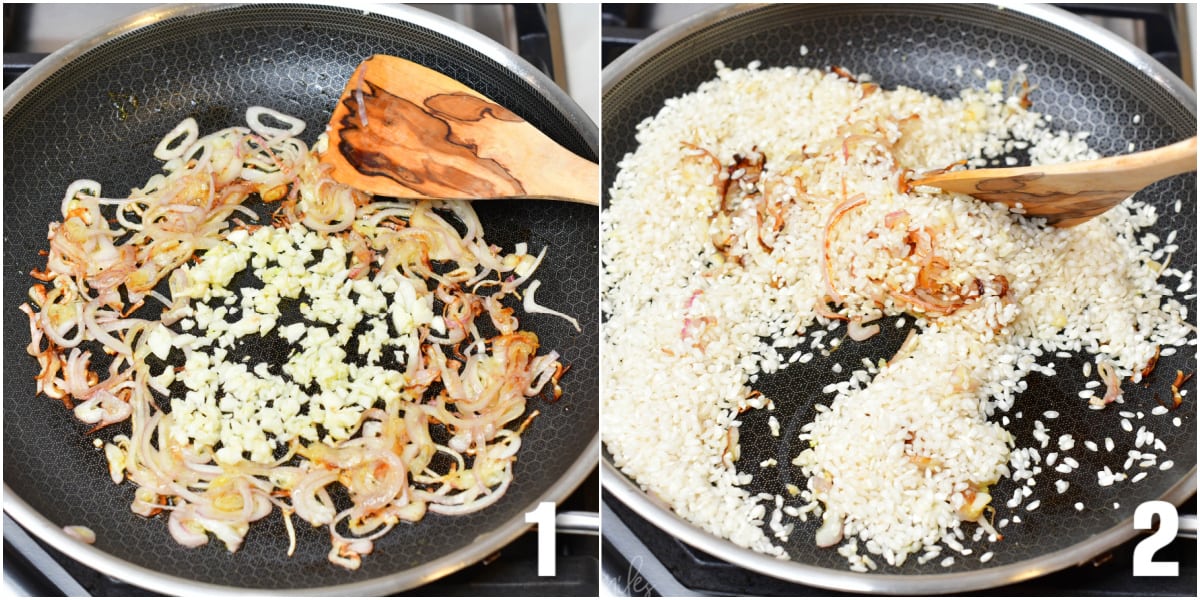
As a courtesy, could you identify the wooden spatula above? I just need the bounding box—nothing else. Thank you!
[911,136,1196,227]
[319,54,598,205]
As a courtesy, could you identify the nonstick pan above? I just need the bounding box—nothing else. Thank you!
[601,3,1196,594]
[3,3,598,595]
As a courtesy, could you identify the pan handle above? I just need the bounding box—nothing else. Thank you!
[3,514,90,596]
[555,510,599,536]
[1179,513,1197,539]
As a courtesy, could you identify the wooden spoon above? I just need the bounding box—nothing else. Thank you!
[319,54,598,205]
[911,136,1196,227]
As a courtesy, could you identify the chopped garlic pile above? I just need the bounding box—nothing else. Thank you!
[146,224,436,465]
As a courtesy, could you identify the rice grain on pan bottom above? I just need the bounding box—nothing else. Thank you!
[600,61,1193,570]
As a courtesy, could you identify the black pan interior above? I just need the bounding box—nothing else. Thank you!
[4,3,597,590]
[602,3,1195,576]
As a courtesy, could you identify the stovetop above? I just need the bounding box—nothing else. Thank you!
[599,3,1196,597]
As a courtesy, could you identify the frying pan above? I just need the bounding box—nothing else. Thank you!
[3,3,598,595]
[601,3,1196,594]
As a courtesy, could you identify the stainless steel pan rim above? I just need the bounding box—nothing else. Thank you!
[3,2,599,595]
[602,462,1196,595]
[4,2,600,154]
[5,468,599,596]
[600,2,1195,594]
[601,2,1196,107]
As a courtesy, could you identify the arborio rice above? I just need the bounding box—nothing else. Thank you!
[600,61,1193,568]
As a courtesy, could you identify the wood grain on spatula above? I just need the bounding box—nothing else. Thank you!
[320,54,598,205]
[912,136,1196,227]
